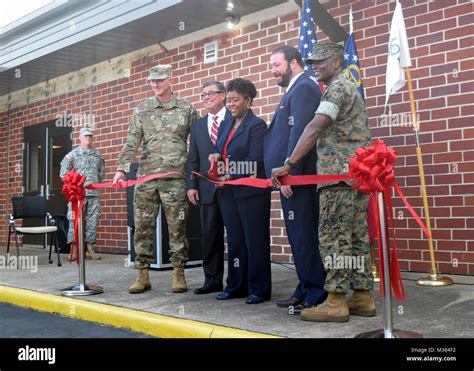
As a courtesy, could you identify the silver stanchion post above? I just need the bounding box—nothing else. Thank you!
[356,192,421,338]
[61,201,103,296]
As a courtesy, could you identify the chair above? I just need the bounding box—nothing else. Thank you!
[7,196,62,267]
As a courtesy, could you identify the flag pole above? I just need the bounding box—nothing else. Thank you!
[349,6,353,34]
[405,67,453,287]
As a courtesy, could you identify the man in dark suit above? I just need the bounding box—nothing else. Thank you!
[187,81,231,295]
[264,45,326,314]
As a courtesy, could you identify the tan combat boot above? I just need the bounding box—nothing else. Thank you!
[300,293,350,322]
[86,243,101,260]
[172,266,187,293]
[129,268,151,294]
[347,290,376,317]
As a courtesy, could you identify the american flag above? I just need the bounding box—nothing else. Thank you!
[297,0,323,92]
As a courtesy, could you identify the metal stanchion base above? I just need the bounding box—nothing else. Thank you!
[355,328,423,338]
[416,273,453,287]
[372,266,380,283]
[60,284,104,297]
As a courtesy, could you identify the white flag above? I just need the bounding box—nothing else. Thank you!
[384,1,412,109]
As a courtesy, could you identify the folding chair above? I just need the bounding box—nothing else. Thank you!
[7,196,62,267]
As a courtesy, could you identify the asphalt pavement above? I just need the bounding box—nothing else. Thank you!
[0,302,152,338]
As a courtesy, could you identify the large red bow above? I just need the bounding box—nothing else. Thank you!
[61,169,186,263]
[348,140,430,301]
[349,140,397,193]
[61,169,86,263]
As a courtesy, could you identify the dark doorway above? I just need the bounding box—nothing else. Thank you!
[22,120,72,246]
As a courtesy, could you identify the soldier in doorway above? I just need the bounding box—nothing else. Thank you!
[60,126,105,260]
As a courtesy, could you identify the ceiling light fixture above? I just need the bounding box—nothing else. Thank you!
[226,15,239,30]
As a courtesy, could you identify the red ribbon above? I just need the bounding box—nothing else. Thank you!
[87,172,186,190]
[61,170,186,263]
[192,171,352,188]
[61,142,430,301]
[348,140,431,300]
[60,169,86,264]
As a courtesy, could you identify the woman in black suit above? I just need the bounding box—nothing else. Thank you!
[209,78,271,304]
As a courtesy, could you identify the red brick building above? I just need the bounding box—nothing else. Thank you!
[1,0,473,275]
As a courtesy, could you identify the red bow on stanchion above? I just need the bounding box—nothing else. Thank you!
[61,169,86,264]
[349,140,431,301]
[61,169,186,263]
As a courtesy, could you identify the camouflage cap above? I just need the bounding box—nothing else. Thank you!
[305,42,344,64]
[80,127,93,136]
[147,64,172,80]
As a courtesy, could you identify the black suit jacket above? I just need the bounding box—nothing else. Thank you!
[264,73,322,178]
[215,109,270,199]
[186,109,233,204]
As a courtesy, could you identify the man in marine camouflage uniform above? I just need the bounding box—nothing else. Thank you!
[60,126,105,260]
[272,42,375,323]
[113,64,198,294]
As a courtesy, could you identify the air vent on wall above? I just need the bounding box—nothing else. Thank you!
[204,40,218,63]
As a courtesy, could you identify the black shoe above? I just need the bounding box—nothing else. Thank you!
[194,283,223,295]
[216,292,234,300]
[276,296,302,308]
[288,302,313,315]
[245,295,267,304]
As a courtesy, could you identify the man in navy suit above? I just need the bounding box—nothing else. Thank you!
[187,81,232,295]
[264,45,326,314]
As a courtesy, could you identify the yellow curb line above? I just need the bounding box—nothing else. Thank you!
[0,285,281,338]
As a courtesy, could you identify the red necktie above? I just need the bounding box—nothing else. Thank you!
[210,115,219,146]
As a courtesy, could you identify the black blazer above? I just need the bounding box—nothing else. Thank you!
[215,109,270,199]
[264,73,321,178]
[186,109,233,204]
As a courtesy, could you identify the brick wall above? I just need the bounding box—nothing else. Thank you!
[330,0,474,275]
[0,111,8,246]
[1,0,473,274]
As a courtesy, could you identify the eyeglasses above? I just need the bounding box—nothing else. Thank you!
[201,91,223,99]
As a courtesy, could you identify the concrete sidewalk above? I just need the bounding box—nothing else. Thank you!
[0,246,473,338]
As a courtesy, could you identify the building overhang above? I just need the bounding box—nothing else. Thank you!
[0,0,288,96]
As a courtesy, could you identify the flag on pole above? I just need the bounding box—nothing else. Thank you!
[343,8,365,100]
[297,0,324,92]
[384,0,412,109]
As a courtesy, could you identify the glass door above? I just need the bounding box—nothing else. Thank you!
[46,121,71,215]
[22,121,71,246]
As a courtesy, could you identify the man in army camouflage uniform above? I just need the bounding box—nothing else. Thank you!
[113,64,198,294]
[60,126,105,260]
[272,42,375,323]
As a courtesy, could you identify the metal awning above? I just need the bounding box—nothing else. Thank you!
[0,0,288,96]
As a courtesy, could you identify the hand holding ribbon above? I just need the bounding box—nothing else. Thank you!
[61,169,186,263]
[62,140,431,300]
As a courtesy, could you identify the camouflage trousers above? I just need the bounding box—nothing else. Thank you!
[133,178,189,269]
[67,196,101,244]
[319,184,371,294]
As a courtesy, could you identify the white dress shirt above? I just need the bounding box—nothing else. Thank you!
[286,72,304,93]
[207,106,227,137]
